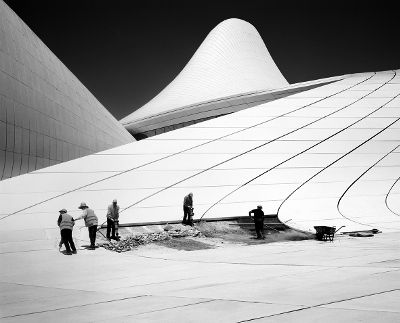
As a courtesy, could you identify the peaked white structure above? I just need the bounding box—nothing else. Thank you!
[121,19,297,138]
[126,18,288,118]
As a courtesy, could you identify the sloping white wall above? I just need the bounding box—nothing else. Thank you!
[0,1,134,180]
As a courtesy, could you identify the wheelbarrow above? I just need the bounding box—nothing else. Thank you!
[314,225,345,241]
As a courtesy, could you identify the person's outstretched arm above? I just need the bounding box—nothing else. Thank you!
[74,209,87,221]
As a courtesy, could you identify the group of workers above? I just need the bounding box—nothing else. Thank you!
[57,199,120,255]
[58,192,266,254]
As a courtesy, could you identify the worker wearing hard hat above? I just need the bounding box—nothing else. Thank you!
[106,199,120,240]
[57,208,76,255]
[75,202,98,249]
[249,205,265,239]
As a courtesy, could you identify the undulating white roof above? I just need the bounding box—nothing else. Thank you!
[121,18,288,126]
[1,70,400,250]
[122,76,346,138]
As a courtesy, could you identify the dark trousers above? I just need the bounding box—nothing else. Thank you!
[106,218,115,238]
[182,206,191,224]
[255,221,264,239]
[61,229,76,252]
[88,225,97,247]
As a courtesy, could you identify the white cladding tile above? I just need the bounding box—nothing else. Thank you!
[0,1,134,180]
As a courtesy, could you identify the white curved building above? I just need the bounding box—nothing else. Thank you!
[1,8,399,319]
[0,1,134,180]
[121,18,316,139]
[1,69,400,251]
[0,7,399,249]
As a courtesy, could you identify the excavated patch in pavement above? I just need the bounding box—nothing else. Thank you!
[96,220,313,252]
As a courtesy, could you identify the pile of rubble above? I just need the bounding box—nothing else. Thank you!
[164,224,202,238]
[100,224,202,253]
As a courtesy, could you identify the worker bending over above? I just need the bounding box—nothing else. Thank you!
[57,208,76,255]
[75,202,98,249]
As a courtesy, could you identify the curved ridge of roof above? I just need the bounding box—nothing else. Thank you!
[121,18,288,123]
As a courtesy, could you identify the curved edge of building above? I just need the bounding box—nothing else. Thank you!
[121,18,290,138]
[122,76,348,139]
[0,1,134,180]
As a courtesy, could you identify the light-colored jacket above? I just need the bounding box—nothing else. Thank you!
[76,208,98,227]
[58,213,74,231]
[107,204,119,221]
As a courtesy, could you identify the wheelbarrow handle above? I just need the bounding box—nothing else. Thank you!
[335,225,346,234]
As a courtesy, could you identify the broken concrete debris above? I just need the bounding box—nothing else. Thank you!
[99,224,202,252]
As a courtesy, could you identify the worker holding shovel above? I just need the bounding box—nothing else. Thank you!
[75,202,98,250]
[249,205,265,239]
[106,199,120,240]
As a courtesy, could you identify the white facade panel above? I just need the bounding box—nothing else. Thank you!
[0,1,134,180]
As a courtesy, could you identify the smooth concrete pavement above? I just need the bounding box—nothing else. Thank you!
[1,232,399,322]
